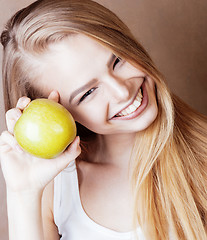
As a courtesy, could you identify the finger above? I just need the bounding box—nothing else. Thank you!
[52,136,81,172]
[6,108,22,133]
[64,136,81,160]
[48,90,60,103]
[16,97,31,111]
[0,131,23,153]
[35,136,81,185]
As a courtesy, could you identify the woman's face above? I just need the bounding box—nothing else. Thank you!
[37,34,158,135]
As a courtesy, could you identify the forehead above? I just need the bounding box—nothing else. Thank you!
[45,34,110,70]
[37,34,111,93]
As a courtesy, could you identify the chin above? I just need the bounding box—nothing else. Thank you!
[133,103,158,133]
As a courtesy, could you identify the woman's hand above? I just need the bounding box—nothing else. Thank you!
[0,91,81,193]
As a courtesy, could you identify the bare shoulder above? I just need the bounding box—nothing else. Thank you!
[42,179,60,240]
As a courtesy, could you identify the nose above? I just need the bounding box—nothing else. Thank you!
[102,74,130,102]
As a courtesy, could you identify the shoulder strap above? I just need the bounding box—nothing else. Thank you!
[53,161,77,227]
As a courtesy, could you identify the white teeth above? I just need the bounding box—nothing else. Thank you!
[134,100,141,108]
[115,88,143,117]
[138,88,142,98]
[121,109,128,115]
[128,105,137,112]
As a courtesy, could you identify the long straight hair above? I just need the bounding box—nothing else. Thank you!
[1,0,207,239]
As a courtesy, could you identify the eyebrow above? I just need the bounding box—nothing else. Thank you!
[69,54,116,104]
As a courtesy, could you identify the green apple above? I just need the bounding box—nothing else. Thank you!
[14,99,77,159]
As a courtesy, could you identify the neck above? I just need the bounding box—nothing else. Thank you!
[95,133,137,169]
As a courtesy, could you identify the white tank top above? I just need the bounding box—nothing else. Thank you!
[53,161,145,240]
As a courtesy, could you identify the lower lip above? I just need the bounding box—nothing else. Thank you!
[111,81,148,121]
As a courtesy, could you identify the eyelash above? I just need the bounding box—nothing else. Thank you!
[78,87,98,104]
[78,56,122,104]
[113,57,122,70]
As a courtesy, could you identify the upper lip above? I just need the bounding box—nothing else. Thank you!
[110,78,144,119]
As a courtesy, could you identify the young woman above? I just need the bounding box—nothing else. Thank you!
[0,0,206,239]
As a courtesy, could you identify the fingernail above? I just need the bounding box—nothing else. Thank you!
[23,98,30,106]
[51,90,59,97]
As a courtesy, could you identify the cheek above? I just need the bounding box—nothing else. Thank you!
[72,108,106,133]
[71,97,109,130]
[77,117,104,134]
[118,63,146,78]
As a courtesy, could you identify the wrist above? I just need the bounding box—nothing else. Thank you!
[6,188,43,205]
[6,188,44,240]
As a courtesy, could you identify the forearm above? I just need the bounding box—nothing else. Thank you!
[7,189,44,240]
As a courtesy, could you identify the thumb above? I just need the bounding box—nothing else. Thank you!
[51,136,81,173]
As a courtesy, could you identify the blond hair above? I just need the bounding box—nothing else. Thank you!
[1,0,207,239]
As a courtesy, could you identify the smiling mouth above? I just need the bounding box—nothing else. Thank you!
[111,79,148,120]
[115,88,143,117]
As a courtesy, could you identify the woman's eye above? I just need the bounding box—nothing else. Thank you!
[78,87,97,104]
[113,57,122,70]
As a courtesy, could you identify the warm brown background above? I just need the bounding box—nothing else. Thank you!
[0,0,207,239]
